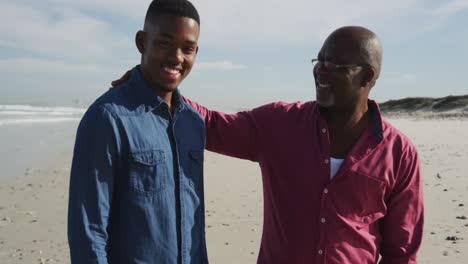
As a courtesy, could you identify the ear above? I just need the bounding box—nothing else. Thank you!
[135,30,146,54]
[195,45,199,55]
[360,66,376,88]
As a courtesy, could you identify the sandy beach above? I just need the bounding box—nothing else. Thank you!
[1,116,467,264]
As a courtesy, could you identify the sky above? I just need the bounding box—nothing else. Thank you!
[1,0,467,110]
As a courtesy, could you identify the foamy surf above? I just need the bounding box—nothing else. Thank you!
[0,104,85,126]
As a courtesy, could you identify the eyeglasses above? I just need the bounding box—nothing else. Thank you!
[311,58,368,72]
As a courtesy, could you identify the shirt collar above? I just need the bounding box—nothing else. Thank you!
[368,100,384,143]
[317,99,384,143]
[130,65,186,112]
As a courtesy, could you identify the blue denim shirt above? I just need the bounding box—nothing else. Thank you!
[68,66,208,264]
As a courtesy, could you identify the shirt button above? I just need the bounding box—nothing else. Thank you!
[322,128,327,133]
[323,188,329,194]
[321,218,326,223]
[324,159,329,164]
[318,249,323,255]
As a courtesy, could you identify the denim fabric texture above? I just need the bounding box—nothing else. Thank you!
[68,66,208,264]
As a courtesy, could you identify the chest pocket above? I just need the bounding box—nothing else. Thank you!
[330,171,387,229]
[129,150,168,196]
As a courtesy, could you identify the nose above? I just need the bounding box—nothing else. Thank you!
[314,61,326,76]
[168,47,184,64]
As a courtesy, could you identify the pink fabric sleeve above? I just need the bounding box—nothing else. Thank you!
[379,147,424,264]
[184,97,262,162]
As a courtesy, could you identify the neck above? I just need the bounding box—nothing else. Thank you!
[325,101,371,159]
[140,66,175,109]
[325,101,369,130]
[157,91,174,109]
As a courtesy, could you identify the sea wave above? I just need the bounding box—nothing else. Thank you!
[0,104,86,114]
[0,110,83,116]
[0,117,81,126]
[0,104,85,126]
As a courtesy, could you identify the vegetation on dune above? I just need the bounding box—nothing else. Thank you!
[379,94,468,112]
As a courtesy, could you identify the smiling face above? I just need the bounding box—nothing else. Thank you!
[136,15,199,93]
[313,37,366,109]
[313,27,380,110]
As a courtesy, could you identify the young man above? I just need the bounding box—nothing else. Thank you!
[188,26,423,263]
[68,1,208,263]
[113,26,423,263]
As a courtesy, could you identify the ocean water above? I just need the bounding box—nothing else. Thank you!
[0,105,86,179]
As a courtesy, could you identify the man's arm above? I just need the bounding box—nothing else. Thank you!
[111,72,263,161]
[68,105,119,264]
[184,97,263,162]
[111,72,265,161]
[379,147,424,264]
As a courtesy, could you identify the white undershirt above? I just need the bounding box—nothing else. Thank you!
[330,157,345,179]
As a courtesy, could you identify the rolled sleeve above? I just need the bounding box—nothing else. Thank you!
[68,105,120,264]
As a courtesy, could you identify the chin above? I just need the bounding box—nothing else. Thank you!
[157,82,180,92]
[317,97,335,108]
[162,86,178,92]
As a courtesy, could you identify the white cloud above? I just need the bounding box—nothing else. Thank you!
[44,0,148,20]
[432,0,468,17]
[194,60,246,71]
[4,0,429,52]
[384,72,417,81]
[0,39,17,48]
[1,0,463,57]
[0,58,119,73]
[193,0,422,47]
[405,0,468,37]
[11,0,149,23]
[0,2,131,59]
[402,74,417,81]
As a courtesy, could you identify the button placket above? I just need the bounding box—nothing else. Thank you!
[318,121,329,261]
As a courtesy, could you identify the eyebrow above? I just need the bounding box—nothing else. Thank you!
[157,33,174,39]
[157,33,197,45]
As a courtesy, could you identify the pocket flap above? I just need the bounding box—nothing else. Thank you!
[330,170,387,229]
[131,150,165,166]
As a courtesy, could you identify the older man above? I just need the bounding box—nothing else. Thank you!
[189,26,422,263]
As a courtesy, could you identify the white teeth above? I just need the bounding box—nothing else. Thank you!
[163,67,181,74]
[316,79,329,87]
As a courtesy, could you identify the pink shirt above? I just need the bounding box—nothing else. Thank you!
[186,98,423,264]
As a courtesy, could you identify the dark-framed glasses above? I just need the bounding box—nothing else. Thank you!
[311,58,368,72]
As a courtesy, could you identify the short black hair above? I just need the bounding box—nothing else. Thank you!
[145,0,200,26]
